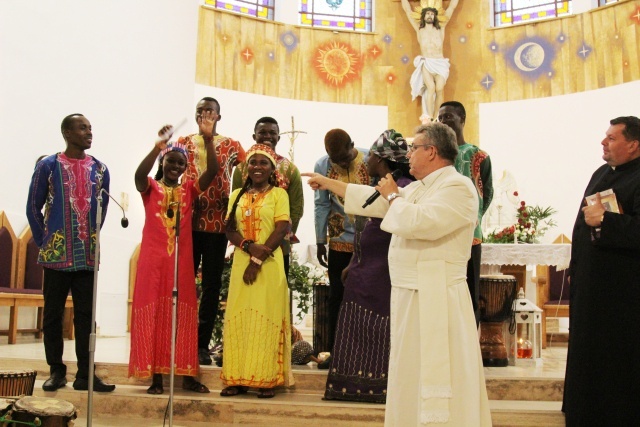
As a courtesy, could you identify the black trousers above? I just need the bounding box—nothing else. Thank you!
[42,268,93,379]
[467,244,482,326]
[327,249,353,351]
[193,231,228,350]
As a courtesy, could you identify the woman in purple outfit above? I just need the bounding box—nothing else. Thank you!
[323,130,414,403]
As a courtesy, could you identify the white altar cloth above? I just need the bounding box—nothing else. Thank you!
[481,244,571,271]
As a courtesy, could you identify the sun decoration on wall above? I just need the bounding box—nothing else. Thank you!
[314,41,360,87]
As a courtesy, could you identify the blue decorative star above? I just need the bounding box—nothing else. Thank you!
[280,31,298,53]
[556,33,566,43]
[489,41,499,52]
[383,34,392,44]
[577,43,592,59]
[401,55,410,65]
[268,51,275,61]
[480,74,494,90]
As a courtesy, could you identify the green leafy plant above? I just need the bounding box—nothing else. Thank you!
[485,191,557,244]
[288,251,326,324]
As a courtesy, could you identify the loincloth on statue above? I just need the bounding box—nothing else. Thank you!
[410,56,450,100]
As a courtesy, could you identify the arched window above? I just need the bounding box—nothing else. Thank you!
[493,0,571,27]
[298,0,373,32]
[204,0,275,20]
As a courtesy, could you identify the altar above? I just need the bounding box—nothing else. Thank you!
[481,243,571,299]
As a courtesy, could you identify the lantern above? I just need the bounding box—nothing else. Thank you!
[511,287,543,366]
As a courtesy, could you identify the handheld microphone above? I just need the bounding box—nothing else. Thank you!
[98,189,129,228]
[166,202,180,219]
[362,169,403,208]
[155,117,188,144]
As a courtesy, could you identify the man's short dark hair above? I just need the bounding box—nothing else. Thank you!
[61,114,84,133]
[420,7,440,30]
[610,116,640,143]
[200,97,221,114]
[254,116,279,133]
[440,101,466,121]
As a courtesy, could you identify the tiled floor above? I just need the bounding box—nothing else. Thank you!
[0,333,568,379]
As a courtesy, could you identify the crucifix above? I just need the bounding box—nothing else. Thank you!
[279,116,307,163]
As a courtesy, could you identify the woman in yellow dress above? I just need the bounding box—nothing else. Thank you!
[221,143,293,399]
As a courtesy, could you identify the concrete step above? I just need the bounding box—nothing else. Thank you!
[23,380,564,427]
[0,357,564,402]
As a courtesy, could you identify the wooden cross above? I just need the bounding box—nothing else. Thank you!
[279,116,307,163]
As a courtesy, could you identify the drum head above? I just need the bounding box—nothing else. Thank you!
[13,396,76,418]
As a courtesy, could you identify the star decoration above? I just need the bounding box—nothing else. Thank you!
[383,34,392,44]
[489,41,499,52]
[556,33,566,43]
[241,47,254,63]
[480,74,494,90]
[369,45,382,59]
[577,43,591,59]
[386,72,396,84]
[221,34,230,43]
[401,55,410,64]
[280,31,299,52]
[459,35,467,43]
[466,22,473,29]
[631,6,640,24]
[268,51,275,61]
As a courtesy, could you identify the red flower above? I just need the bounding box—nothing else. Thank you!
[520,201,526,206]
[514,191,519,197]
[523,212,528,218]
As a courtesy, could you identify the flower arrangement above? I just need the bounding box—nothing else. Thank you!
[485,191,557,244]
[288,251,327,324]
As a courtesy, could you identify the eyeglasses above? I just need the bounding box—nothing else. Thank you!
[409,144,434,152]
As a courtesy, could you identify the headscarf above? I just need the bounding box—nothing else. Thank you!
[370,129,409,164]
[246,143,277,167]
[158,141,188,160]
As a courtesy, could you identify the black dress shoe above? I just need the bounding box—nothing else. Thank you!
[73,376,116,392]
[42,373,67,391]
[198,348,212,366]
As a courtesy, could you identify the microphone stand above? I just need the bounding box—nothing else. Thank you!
[168,203,181,427]
[88,189,128,427]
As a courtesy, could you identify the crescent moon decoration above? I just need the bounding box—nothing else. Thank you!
[504,36,555,81]
[314,42,360,87]
[513,42,540,72]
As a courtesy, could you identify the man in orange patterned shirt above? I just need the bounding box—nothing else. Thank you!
[181,97,246,365]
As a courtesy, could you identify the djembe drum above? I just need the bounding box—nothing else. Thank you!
[0,370,37,398]
[8,396,77,427]
[478,275,517,367]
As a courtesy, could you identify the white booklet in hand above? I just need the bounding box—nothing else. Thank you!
[585,189,621,214]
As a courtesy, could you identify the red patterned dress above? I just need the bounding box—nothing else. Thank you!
[129,178,201,379]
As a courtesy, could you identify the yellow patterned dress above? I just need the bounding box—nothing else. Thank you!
[221,186,293,388]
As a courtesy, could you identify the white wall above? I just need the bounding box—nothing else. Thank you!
[0,0,200,335]
[479,79,640,242]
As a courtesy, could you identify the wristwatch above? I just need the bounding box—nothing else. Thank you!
[387,192,401,202]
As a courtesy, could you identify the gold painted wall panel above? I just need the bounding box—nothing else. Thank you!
[195,1,640,144]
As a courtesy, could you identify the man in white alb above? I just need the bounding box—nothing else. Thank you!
[303,122,491,426]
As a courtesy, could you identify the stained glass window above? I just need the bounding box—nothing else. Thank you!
[493,0,571,27]
[299,0,373,32]
[204,0,275,20]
